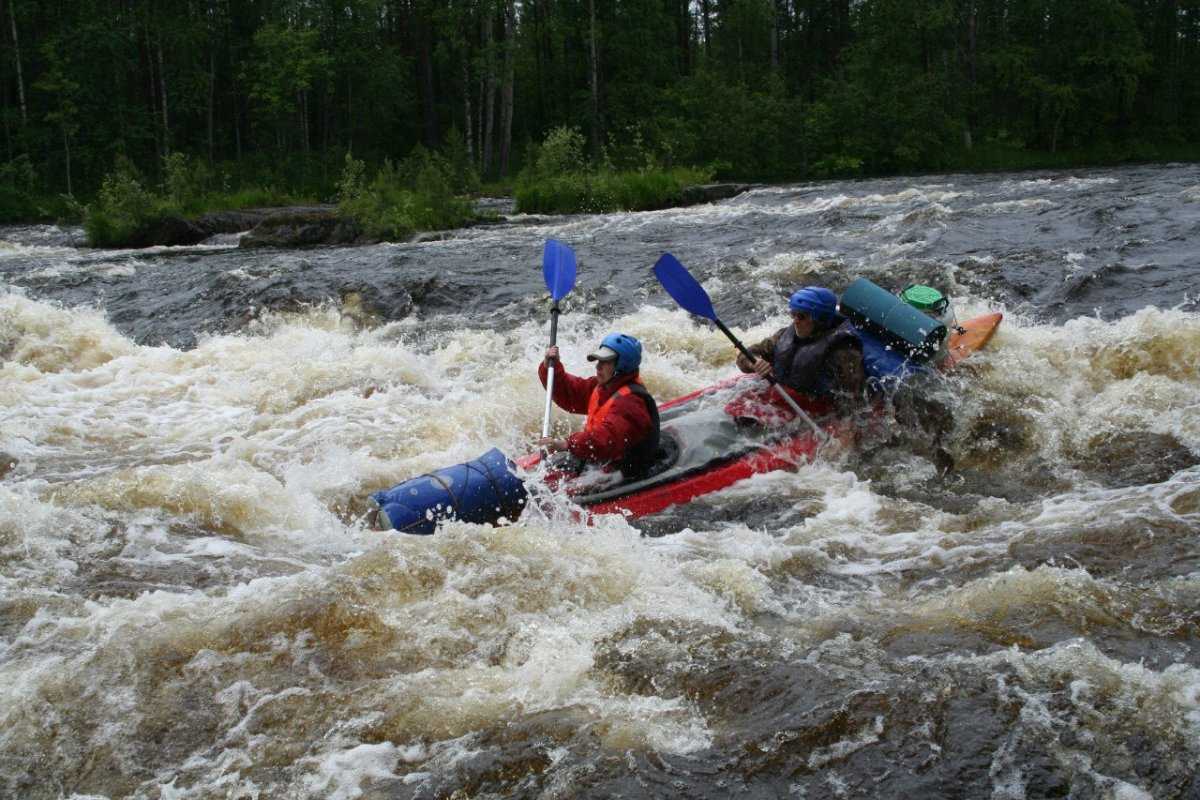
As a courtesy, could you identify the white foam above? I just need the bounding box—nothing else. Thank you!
[976,198,1056,213]
[301,741,402,800]
[1006,176,1118,192]
[0,240,77,259]
[2,201,1197,795]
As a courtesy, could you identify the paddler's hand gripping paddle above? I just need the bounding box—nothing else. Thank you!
[652,253,829,443]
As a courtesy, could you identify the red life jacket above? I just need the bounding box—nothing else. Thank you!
[586,382,635,426]
[584,379,660,478]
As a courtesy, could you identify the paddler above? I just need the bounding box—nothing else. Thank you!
[736,286,867,413]
[537,333,661,479]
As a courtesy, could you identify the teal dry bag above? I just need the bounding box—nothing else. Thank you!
[839,278,947,362]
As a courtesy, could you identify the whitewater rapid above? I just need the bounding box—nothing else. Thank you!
[1,163,1198,799]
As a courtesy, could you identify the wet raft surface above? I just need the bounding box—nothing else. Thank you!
[1,163,1198,798]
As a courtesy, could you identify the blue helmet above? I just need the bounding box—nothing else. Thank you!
[587,332,642,374]
[788,286,838,323]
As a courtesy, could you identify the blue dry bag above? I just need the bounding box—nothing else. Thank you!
[371,447,528,535]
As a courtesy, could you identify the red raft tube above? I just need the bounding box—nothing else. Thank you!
[514,377,846,520]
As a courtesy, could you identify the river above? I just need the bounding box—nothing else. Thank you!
[1,163,1198,799]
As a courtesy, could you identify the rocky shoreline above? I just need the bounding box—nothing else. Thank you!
[121,205,348,249]
[125,183,754,249]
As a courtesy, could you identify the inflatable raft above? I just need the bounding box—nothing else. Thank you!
[370,281,1001,533]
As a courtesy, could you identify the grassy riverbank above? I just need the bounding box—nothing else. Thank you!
[82,155,312,246]
[514,166,715,214]
[941,140,1200,175]
[510,126,1200,214]
[74,145,482,247]
[5,133,1196,242]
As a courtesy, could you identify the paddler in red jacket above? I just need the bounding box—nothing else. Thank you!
[537,333,661,479]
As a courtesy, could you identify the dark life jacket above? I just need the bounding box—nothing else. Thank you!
[772,319,862,397]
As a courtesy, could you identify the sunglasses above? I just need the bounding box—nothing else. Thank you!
[791,311,811,321]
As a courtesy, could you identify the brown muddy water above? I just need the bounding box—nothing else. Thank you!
[1,164,1198,799]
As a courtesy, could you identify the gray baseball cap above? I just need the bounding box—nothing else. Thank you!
[586,346,618,362]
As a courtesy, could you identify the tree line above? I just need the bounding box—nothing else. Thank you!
[2,0,1197,215]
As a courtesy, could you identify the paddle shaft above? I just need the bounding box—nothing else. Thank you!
[540,303,562,437]
[711,319,829,442]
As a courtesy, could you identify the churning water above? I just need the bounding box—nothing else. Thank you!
[1,164,1198,799]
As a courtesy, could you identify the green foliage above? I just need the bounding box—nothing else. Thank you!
[83,153,311,245]
[336,152,367,206]
[336,148,476,241]
[0,155,37,192]
[54,194,86,223]
[515,125,714,214]
[603,124,663,172]
[221,186,304,209]
[0,0,1197,225]
[244,23,332,125]
[441,126,481,195]
[0,186,38,224]
[0,156,40,222]
[33,43,81,140]
[84,157,168,246]
[0,155,86,223]
[655,70,805,180]
[816,0,960,173]
[949,138,1200,173]
[515,168,713,215]
[812,156,865,179]
[163,153,218,213]
[528,127,588,179]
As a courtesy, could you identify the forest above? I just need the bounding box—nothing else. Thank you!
[2,0,1198,222]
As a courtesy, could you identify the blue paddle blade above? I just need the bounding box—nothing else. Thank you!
[653,253,717,321]
[542,239,577,302]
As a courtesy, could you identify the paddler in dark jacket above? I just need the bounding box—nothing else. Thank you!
[736,286,867,413]
[537,333,661,479]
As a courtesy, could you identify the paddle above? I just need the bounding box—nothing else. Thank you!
[541,239,578,437]
[652,253,829,442]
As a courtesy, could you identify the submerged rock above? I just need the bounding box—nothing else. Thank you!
[123,206,340,248]
[239,209,366,248]
[125,215,209,248]
[194,209,277,234]
[1081,431,1196,488]
[677,182,754,206]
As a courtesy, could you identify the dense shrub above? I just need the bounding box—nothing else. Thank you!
[0,155,82,223]
[0,156,41,222]
[515,168,713,214]
[83,157,168,246]
[530,127,587,178]
[514,126,712,214]
[85,144,476,248]
[336,148,475,241]
[83,153,309,246]
[441,126,481,195]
